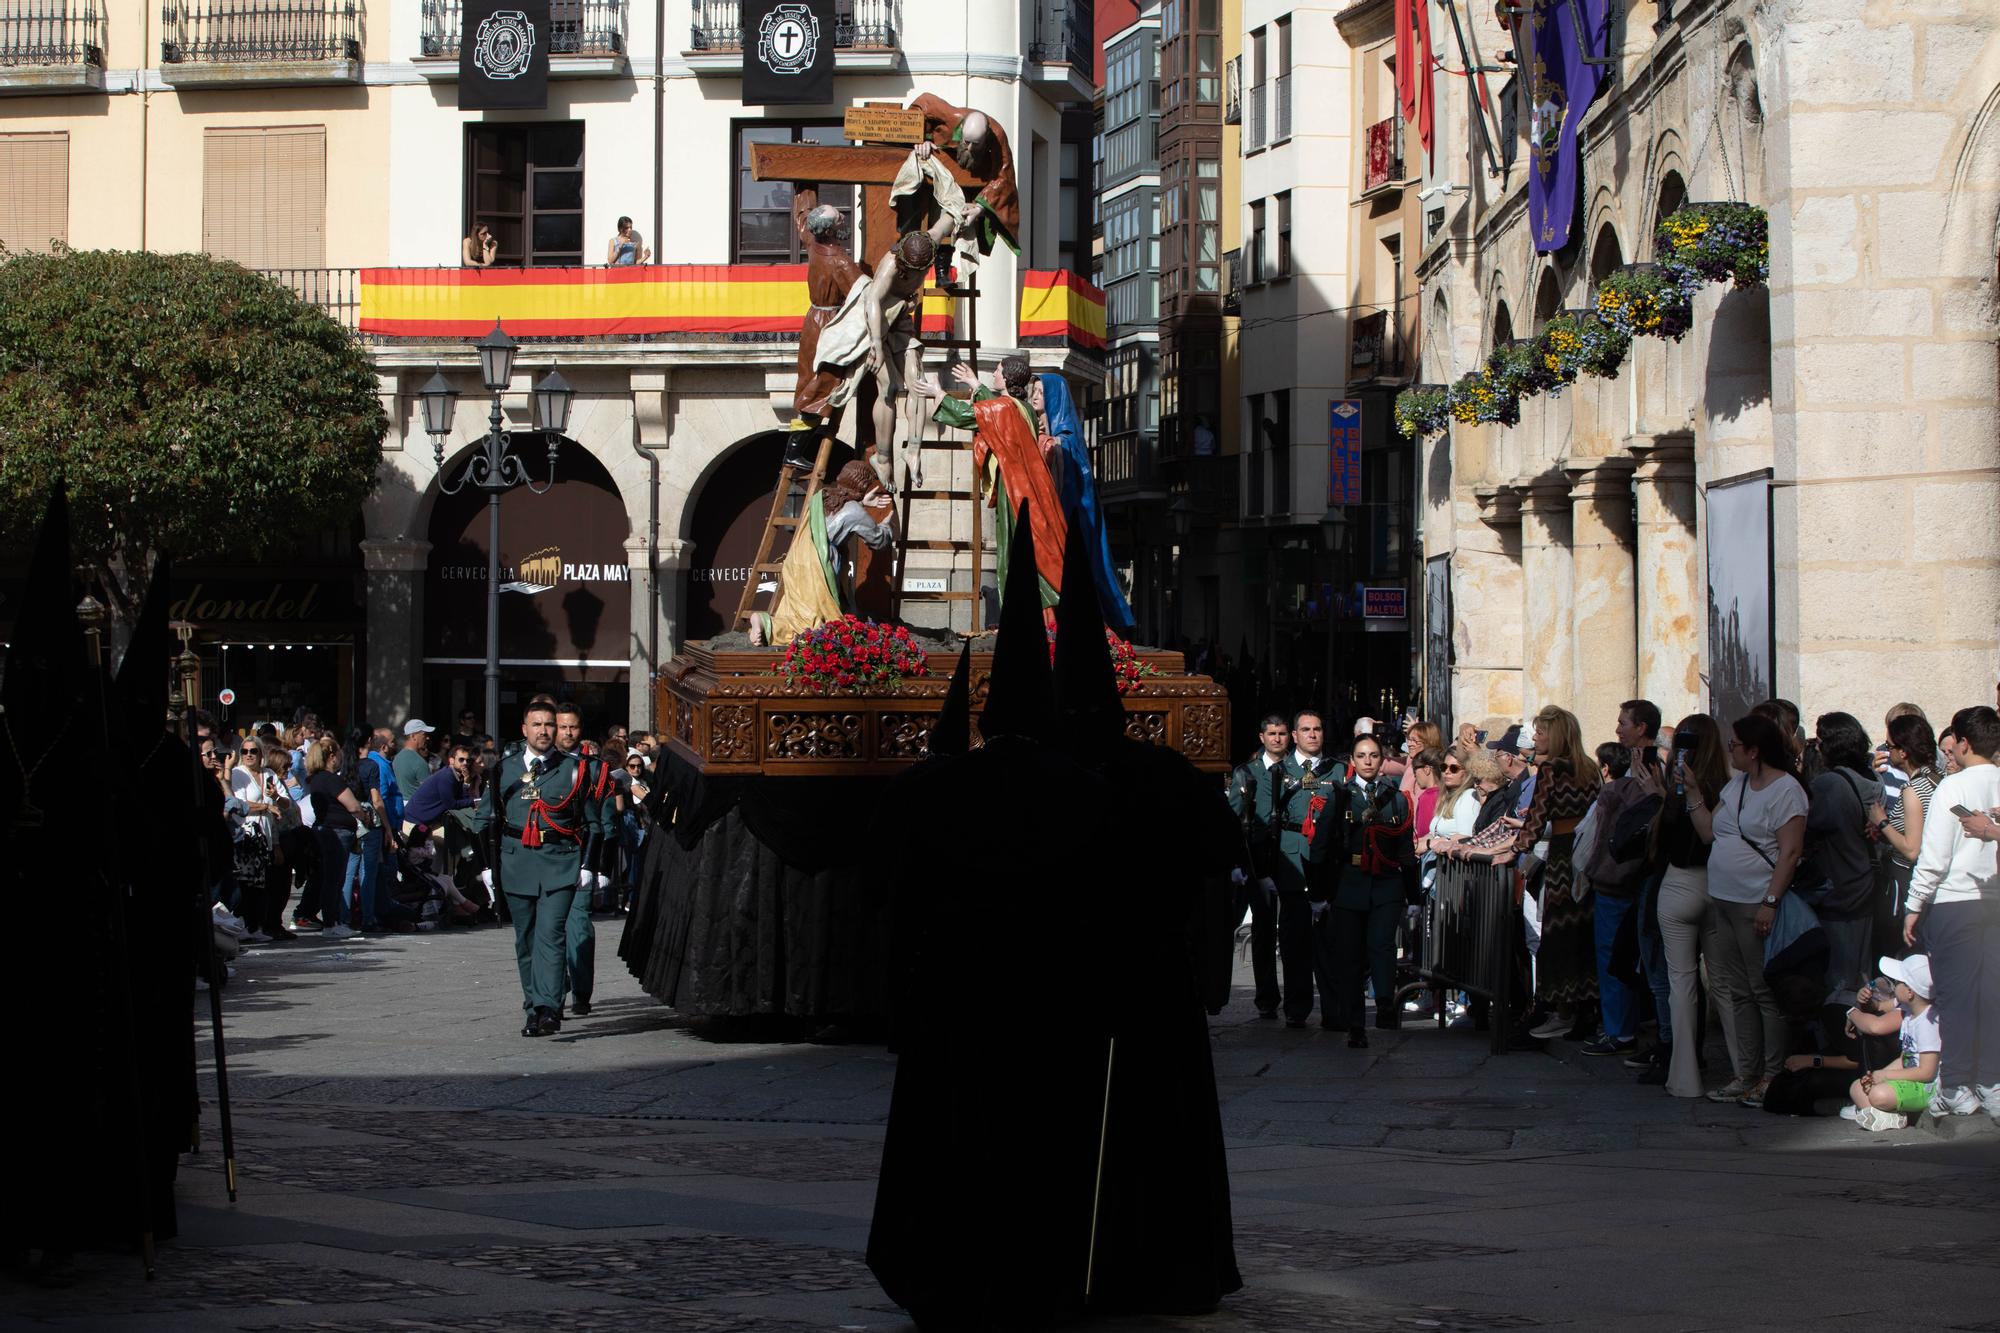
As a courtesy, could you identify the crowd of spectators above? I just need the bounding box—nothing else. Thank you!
[1231,683,2000,1132]
[196,707,660,950]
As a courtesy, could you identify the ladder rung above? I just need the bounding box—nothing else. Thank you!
[899,589,979,602]
[899,488,974,501]
[913,438,971,450]
[922,338,981,350]
[902,539,975,551]
[751,561,786,574]
[771,515,801,527]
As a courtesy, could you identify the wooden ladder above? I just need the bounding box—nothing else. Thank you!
[731,433,836,634]
[891,274,986,632]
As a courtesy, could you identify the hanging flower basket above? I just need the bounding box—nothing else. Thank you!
[773,616,930,694]
[1394,383,1453,437]
[1657,201,1768,290]
[1535,308,1631,387]
[1596,263,1694,342]
[1042,611,1159,695]
[1448,368,1520,427]
[1489,338,1560,400]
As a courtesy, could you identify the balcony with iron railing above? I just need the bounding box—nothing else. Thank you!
[1244,80,1265,151]
[1272,72,1290,142]
[1222,54,1239,125]
[1364,114,1405,193]
[0,0,104,91]
[418,0,625,74]
[160,0,363,84]
[687,0,899,67]
[1028,0,1091,100]
[426,0,628,63]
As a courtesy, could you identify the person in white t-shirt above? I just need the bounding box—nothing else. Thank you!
[1842,953,1941,1131]
[1702,712,1810,1108]
[1905,706,2000,1119]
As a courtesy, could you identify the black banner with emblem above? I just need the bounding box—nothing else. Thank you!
[742,0,835,106]
[460,0,550,110]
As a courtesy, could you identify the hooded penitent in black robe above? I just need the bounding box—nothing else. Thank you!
[866,505,1241,1329]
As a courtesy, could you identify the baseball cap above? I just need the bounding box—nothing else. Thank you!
[1488,724,1524,756]
[403,719,435,737]
[1878,954,1933,1000]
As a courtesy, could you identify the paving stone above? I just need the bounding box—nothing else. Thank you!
[231,1102,691,1145]
[239,1309,828,1333]
[232,1142,626,1192]
[4,1250,453,1319]
[1232,1224,1514,1275]
[1098,1288,1541,1332]
[610,1135,883,1182]
[385,1235,874,1302]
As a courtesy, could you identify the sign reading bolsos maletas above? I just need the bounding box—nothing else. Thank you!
[742,0,836,106]
[1328,399,1363,506]
[459,0,550,111]
[1362,586,1407,619]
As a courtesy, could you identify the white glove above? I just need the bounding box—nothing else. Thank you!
[595,872,612,892]
[480,869,494,891]
[1229,867,1248,887]
[577,869,594,890]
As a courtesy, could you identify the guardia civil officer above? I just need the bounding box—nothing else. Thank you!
[1315,733,1411,1048]
[472,697,601,1037]
[552,701,617,1018]
[1270,710,1340,1028]
[1225,713,1291,1018]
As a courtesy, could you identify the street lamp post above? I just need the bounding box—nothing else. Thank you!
[418,321,575,738]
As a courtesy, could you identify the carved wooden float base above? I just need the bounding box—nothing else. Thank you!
[659,640,1232,776]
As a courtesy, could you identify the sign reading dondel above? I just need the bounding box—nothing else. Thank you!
[742,0,835,106]
[460,0,550,110]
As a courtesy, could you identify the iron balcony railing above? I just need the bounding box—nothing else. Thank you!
[259,267,361,331]
[1273,72,1290,141]
[1223,54,1240,124]
[0,0,105,66]
[1244,80,1265,150]
[161,0,362,63]
[689,0,898,51]
[1030,0,1088,69]
[421,0,623,57]
[1365,114,1404,191]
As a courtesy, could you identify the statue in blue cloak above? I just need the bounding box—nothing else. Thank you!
[1039,372,1138,638]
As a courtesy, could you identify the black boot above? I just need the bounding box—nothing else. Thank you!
[781,430,819,470]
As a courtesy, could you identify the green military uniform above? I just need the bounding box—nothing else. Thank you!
[1225,753,1285,1014]
[561,753,619,1014]
[1267,752,1340,1024]
[1313,773,1410,1038]
[470,744,607,1029]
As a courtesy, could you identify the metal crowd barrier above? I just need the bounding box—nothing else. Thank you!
[1420,856,1523,1056]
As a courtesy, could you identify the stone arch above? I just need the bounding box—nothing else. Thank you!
[1425,285,1453,380]
[1943,74,2000,294]
[1532,264,1564,329]
[1482,270,1513,353]
[1651,169,1689,261]
[1720,37,1765,203]
[1491,298,1516,351]
[1589,221,1625,287]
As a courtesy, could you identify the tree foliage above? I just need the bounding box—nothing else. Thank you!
[0,248,387,618]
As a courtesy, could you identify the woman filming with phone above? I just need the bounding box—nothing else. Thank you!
[1635,715,1729,1098]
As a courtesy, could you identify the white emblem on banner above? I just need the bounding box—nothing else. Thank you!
[757,2,820,75]
[473,9,537,80]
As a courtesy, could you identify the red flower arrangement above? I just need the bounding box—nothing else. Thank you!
[773,616,930,694]
[1042,610,1159,696]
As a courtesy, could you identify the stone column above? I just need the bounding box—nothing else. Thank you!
[657,538,692,667]
[1566,458,1638,741]
[1455,486,1526,732]
[1632,436,1700,722]
[359,538,431,726]
[1517,479,1575,723]
[625,535,658,733]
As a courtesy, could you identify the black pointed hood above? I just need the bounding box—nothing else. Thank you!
[115,552,173,741]
[978,499,1057,743]
[1053,511,1126,746]
[929,643,972,759]
[0,481,85,720]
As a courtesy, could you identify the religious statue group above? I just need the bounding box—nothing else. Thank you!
[750,94,1135,646]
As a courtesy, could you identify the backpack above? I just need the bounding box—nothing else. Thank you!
[1795,768,1880,917]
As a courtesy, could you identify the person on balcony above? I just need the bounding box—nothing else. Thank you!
[605,216,652,266]
[462,224,497,268]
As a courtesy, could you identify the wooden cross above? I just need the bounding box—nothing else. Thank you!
[749,123,988,267]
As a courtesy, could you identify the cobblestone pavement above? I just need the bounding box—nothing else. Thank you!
[7,921,1998,1332]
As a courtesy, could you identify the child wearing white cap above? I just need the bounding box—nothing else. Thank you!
[1841,954,1939,1132]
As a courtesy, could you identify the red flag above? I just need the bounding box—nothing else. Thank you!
[1395,0,1435,159]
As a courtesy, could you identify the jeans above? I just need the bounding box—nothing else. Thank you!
[1704,897,1787,1082]
[1923,898,2000,1091]
[346,825,384,927]
[1656,866,1709,1098]
[314,826,356,925]
[1637,868,1673,1046]
[1595,893,1640,1042]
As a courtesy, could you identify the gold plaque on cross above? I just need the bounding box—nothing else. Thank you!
[843,106,926,145]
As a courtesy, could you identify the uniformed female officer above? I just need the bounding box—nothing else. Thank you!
[1323,735,1411,1048]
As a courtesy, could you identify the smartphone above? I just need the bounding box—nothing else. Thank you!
[1951,804,1979,819]
[1672,731,1698,753]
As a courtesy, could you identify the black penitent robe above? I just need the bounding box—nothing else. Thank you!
[866,734,1242,1328]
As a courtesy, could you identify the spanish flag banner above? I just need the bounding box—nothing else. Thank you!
[359,265,950,338]
[1018,269,1107,351]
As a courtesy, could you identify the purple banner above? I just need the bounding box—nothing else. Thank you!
[1527,0,1610,253]
[1328,400,1363,506]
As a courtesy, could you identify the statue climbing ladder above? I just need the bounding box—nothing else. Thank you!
[891,273,985,631]
[730,434,835,635]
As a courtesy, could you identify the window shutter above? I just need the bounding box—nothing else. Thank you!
[202,126,327,270]
[0,133,69,254]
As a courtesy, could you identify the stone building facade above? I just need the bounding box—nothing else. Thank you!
[1417,0,2000,740]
